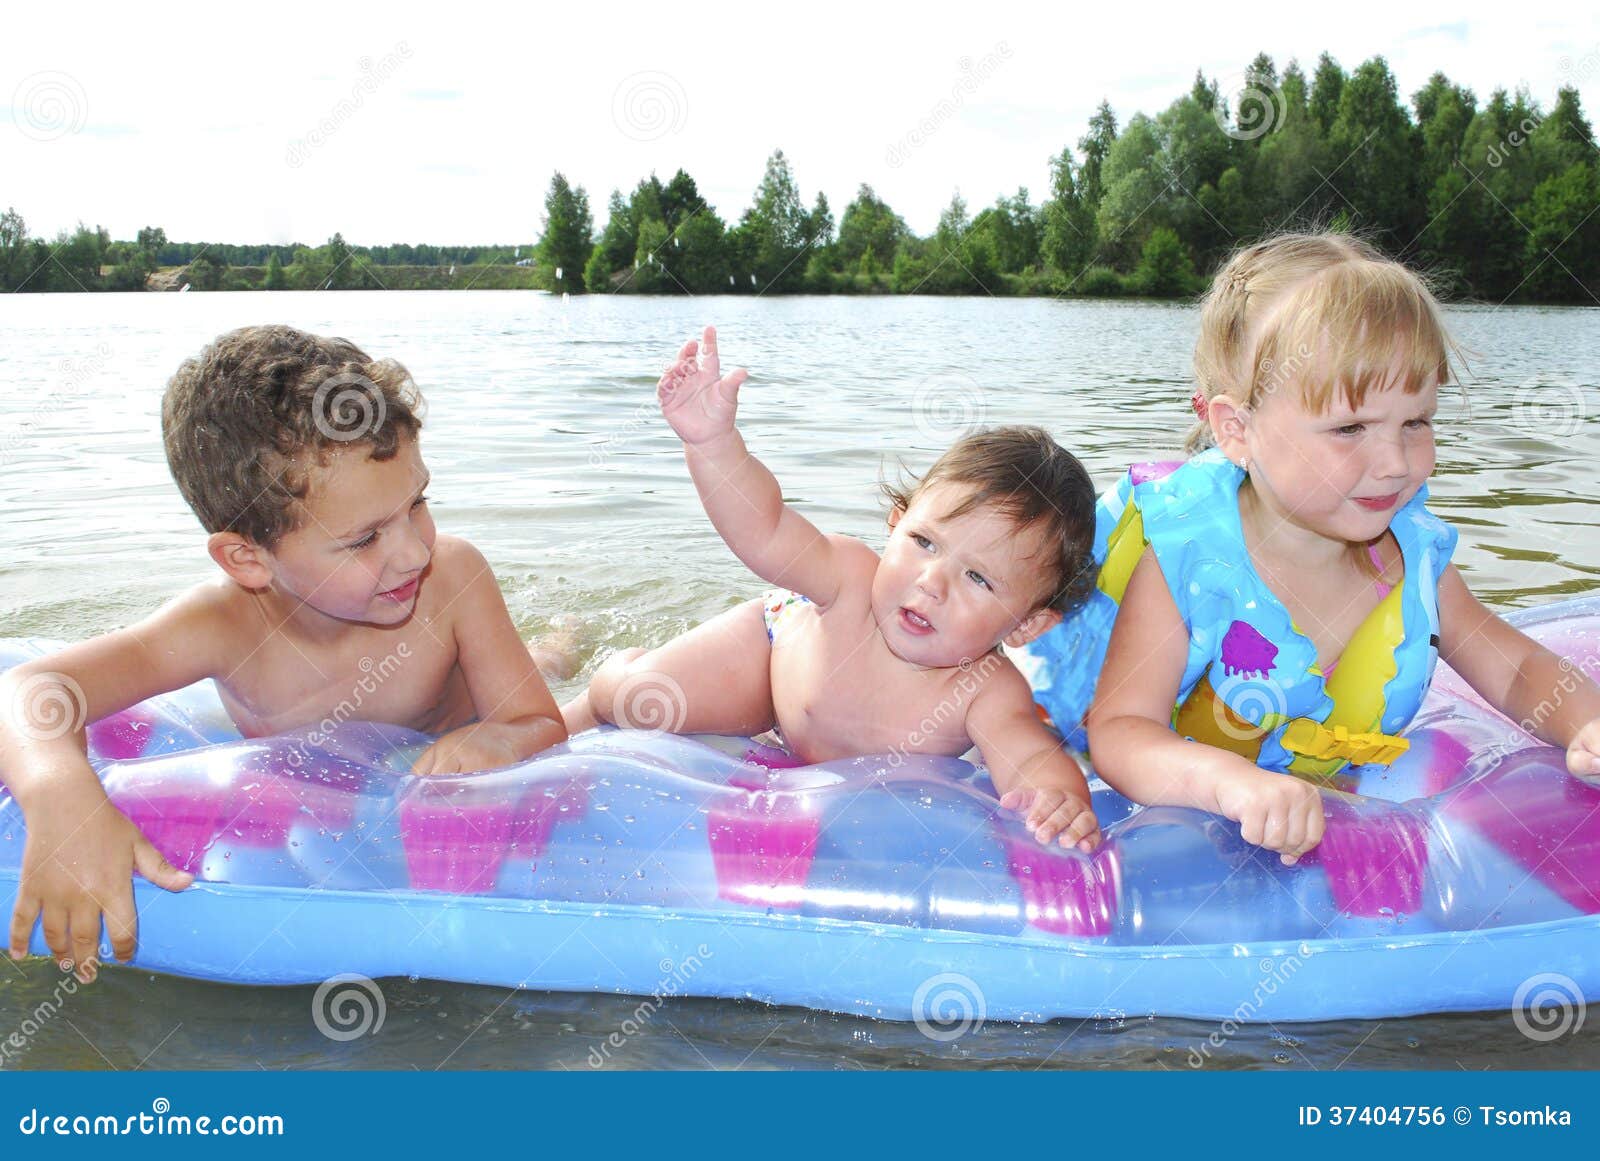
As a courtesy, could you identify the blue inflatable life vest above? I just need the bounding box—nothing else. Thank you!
[1019,451,1458,778]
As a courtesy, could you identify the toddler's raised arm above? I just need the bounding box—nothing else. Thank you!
[658,326,848,608]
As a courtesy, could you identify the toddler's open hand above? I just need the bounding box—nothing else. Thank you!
[657,326,748,446]
[1565,717,1600,783]
[1000,786,1101,852]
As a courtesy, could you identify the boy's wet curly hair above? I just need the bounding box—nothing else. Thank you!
[882,425,1097,613]
[162,325,424,548]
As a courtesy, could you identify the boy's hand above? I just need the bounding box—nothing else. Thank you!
[1212,762,1325,865]
[412,721,527,776]
[1000,785,1101,852]
[657,325,748,447]
[1565,717,1600,783]
[9,772,192,982]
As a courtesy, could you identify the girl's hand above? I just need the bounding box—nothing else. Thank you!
[1212,762,1326,865]
[1565,717,1600,783]
[657,326,748,447]
[1000,785,1101,852]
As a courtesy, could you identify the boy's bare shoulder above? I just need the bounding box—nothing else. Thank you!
[421,533,495,591]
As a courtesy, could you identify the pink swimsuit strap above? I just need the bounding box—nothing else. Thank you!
[1367,541,1394,600]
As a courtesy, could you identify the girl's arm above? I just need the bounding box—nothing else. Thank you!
[1437,565,1600,778]
[659,327,847,609]
[966,666,1098,851]
[1086,549,1325,863]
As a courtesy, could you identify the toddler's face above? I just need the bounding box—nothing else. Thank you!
[260,436,435,626]
[871,482,1056,668]
[1242,371,1438,544]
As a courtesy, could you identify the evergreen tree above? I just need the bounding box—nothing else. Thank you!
[536,171,594,293]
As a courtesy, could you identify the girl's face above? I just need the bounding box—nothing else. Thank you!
[1232,372,1439,544]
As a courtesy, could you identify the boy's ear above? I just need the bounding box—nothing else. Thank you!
[207,532,274,589]
[1003,606,1063,649]
[886,505,905,531]
[1206,394,1251,466]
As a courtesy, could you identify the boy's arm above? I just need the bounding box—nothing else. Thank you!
[0,587,224,975]
[966,665,1098,851]
[410,538,566,775]
[1086,549,1324,864]
[661,327,846,609]
[1436,565,1600,778]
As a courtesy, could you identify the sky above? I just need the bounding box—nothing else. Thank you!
[3,1,1598,246]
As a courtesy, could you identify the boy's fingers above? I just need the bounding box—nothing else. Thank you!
[40,904,69,962]
[702,326,717,359]
[722,369,748,393]
[68,906,99,982]
[104,888,138,963]
[10,895,40,959]
[133,839,192,893]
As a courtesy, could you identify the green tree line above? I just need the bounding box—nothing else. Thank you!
[5,52,1594,301]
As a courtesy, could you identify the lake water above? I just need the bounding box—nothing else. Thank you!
[2,290,1598,1069]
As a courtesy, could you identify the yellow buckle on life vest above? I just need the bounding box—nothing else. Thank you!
[1280,719,1410,766]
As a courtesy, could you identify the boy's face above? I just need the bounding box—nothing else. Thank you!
[258,436,435,626]
[871,482,1060,668]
